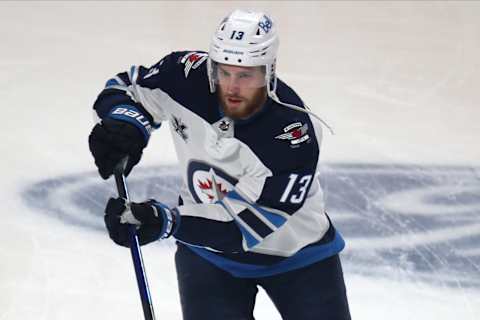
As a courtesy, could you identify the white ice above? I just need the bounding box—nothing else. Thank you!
[1,2,479,319]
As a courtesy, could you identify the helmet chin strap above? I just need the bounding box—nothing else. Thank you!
[268,90,335,135]
[264,60,334,134]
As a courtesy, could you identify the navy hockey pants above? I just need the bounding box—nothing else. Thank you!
[175,243,351,320]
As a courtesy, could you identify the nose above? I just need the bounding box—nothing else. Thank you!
[226,76,240,94]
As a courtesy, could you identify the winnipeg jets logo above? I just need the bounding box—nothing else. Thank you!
[181,52,208,78]
[172,116,188,141]
[258,15,273,34]
[188,162,238,204]
[197,175,228,202]
[275,122,310,146]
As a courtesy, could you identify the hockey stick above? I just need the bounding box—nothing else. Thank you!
[113,158,156,320]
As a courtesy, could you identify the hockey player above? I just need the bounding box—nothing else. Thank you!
[89,9,351,320]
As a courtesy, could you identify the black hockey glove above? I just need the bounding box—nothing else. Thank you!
[104,197,179,247]
[89,118,147,179]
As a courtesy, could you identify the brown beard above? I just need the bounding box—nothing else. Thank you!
[217,87,267,120]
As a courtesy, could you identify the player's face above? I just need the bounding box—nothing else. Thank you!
[216,64,267,119]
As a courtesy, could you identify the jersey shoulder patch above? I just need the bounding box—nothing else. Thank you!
[136,50,209,92]
[274,121,311,147]
[179,51,208,78]
[234,103,319,175]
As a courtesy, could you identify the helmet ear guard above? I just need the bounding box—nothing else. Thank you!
[266,59,277,96]
[207,58,216,93]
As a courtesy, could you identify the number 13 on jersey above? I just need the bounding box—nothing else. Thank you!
[280,174,313,204]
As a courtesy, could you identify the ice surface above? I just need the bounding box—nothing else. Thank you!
[1,2,479,320]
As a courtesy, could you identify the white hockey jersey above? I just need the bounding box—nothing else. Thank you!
[93,51,345,277]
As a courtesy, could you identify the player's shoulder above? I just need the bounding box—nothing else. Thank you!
[267,79,314,141]
[273,78,305,110]
[266,78,313,132]
[151,50,208,78]
[138,50,209,89]
[235,83,320,174]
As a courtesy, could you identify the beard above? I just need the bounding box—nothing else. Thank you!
[217,86,267,120]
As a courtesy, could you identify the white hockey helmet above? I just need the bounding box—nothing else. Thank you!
[207,10,279,96]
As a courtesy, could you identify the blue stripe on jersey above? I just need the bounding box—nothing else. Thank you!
[217,201,260,249]
[105,78,120,87]
[129,65,138,82]
[238,210,274,238]
[225,190,244,201]
[185,229,346,278]
[237,223,261,248]
[226,190,287,228]
[254,206,287,228]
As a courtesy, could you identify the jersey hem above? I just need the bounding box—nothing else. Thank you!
[184,230,345,278]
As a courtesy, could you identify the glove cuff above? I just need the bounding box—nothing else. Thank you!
[108,105,153,141]
[152,202,181,239]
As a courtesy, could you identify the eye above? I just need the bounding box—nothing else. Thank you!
[238,73,252,79]
[219,69,230,77]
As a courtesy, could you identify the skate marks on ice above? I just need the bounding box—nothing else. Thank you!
[321,164,480,289]
[22,164,480,288]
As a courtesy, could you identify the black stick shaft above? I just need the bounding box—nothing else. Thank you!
[114,159,156,320]
[114,170,129,199]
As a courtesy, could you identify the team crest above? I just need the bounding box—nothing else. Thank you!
[258,15,273,34]
[181,52,208,78]
[275,122,310,146]
[172,115,188,141]
[197,174,229,202]
[187,162,238,204]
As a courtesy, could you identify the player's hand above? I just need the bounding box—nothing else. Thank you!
[88,118,147,179]
[104,197,178,247]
